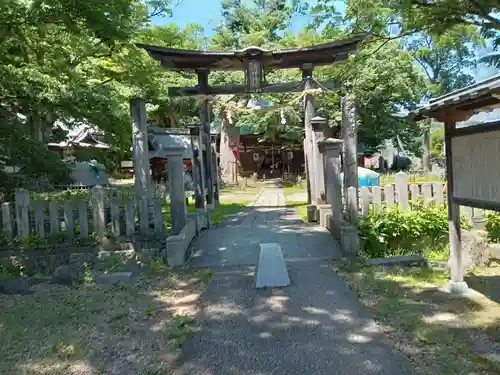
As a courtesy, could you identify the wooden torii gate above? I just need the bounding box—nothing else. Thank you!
[133,34,366,222]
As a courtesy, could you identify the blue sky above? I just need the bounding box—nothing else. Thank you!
[154,0,324,35]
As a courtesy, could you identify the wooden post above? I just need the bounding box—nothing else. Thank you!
[422,183,433,206]
[153,199,164,233]
[360,187,370,216]
[444,119,468,294]
[423,125,431,174]
[410,184,420,202]
[434,182,445,205]
[110,200,121,236]
[165,145,187,235]
[33,201,46,238]
[124,199,135,236]
[190,126,206,210]
[1,203,13,237]
[49,201,59,234]
[63,201,75,237]
[372,186,382,213]
[130,97,150,200]
[341,94,359,220]
[91,185,105,241]
[302,65,316,212]
[395,171,409,211]
[15,189,30,238]
[78,200,89,238]
[198,69,214,206]
[384,184,394,207]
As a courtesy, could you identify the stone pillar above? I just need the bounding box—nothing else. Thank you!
[198,70,214,205]
[319,138,344,222]
[311,116,327,204]
[302,66,316,208]
[189,126,206,210]
[165,145,187,235]
[130,97,150,199]
[341,94,358,225]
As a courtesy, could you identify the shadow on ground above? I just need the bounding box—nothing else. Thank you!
[189,205,338,268]
[0,270,209,375]
[336,261,500,375]
[170,263,418,375]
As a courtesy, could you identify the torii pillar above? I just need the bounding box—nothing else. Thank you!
[302,64,318,222]
[130,97,150,200]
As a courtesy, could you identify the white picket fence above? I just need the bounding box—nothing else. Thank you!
[353,181,446,216]
[0,185,167,242]
[348,172,484,222]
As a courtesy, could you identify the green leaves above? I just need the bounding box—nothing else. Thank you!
[359,203,450,258]
[0,0,201,197]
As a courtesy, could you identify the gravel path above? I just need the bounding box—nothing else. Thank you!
[176,185,417,375]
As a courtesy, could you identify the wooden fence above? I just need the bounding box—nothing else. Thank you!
[348,172,485,222]
[0,185,168,242]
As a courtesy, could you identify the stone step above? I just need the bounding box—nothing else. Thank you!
[255,243,291,288]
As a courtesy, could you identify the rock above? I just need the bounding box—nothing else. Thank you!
[94,272,134,285]
[0,277,31,295]
[448,230,490,273]
[368,255,428,267]
[51,264,85,285]
[489,244,500,260]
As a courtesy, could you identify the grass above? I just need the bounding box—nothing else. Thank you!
[209,200,250,225]
[335,260,500,375]
[0,270,211,375]
[281,181,308,221]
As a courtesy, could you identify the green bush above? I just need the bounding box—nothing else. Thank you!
[358,203,469,258]
[485,211,500,243]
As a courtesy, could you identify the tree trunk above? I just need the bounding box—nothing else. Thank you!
[219,117,240,183]
[30,112,44,143]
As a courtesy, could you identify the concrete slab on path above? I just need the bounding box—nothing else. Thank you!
[256,243,290,289]
[173,262,418,375]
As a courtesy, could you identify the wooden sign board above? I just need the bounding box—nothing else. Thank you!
[451,124,500,210]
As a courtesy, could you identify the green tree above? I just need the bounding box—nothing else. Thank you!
[0,0,204,192]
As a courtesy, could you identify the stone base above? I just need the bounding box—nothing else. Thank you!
[165,219,197,267]
[188,211,209,235]
[445,281,470,295]
[448,230,490,273]
[307,205,318,222]
[368,255,428,267]
[317,204,332,228]
[326,215,359,256]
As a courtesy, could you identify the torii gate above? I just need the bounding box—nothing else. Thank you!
[132,34,365,222]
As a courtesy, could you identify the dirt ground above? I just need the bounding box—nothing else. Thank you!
[335,260,500,375]
[0,270,211,375]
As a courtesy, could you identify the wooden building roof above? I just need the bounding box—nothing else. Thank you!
[410,74,500,122]
[136,34,367,72]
